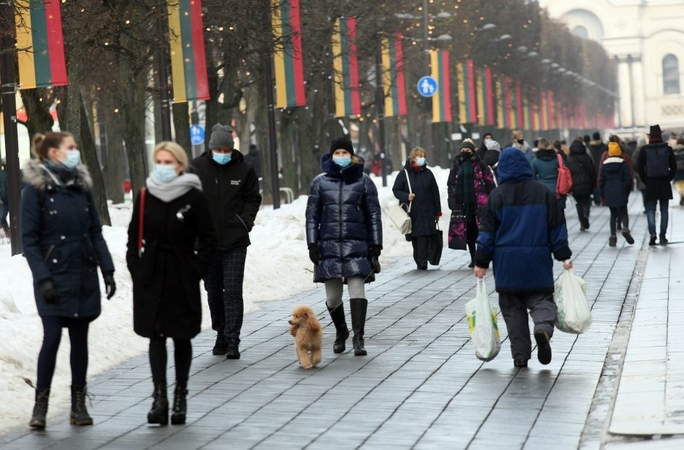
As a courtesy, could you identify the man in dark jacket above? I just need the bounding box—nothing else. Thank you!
[244,144,262,178]
[191,124,262,359]
[474,148,573,368]
[637,124,677,245]
[588,131,607,205]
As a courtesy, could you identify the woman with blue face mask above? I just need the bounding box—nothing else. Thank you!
[305,137,383,357]
[392,147,443,270]
[21,132,116,429]
[126,142,216,426]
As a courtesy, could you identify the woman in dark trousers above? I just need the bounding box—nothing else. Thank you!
[566,137,597,231]
[21,132,116,429]
[306,137,382,356]
[447,139,496,267]
[392,147,442,270]
[600,142,634,247]
[127,142,216,425]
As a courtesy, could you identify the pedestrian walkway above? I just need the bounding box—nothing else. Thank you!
[2,194,684,449]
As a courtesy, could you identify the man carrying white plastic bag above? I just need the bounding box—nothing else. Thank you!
[465,278,501,361]
[555,269,592,334]
[473,148,573,368]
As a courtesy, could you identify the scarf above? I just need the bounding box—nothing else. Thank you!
[458,159,476,220]
[146,172,203,203]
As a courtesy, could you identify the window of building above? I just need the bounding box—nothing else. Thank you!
[572,26,588,40]
[663,54,680,95]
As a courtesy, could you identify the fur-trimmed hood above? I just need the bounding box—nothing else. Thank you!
[22,159,93,192]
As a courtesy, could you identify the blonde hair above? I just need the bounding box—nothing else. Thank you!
[32,132,73,162]
[153,141,188,170]
[537,138,551,150]
[512,130,523,140]
[409,147,426,160]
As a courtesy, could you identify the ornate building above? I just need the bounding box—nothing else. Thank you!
[540,0,684,132]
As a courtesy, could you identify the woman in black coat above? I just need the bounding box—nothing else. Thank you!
[392,147,442,270]
[567,138,597,231]
[305,137,382,357]
[600,142,634,247]
[127,142,216,425]
[21,132,116,429]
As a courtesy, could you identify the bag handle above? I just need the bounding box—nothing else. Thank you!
[137,187,147,257]
[556,153,564,167]
[404,169,413,213]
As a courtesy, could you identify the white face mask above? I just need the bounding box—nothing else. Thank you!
[153,164,178,183]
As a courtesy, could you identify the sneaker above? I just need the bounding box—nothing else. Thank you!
[608,235,617,247]
[225,346,240,360]
[660,236,669,245]
[534,330,552,365]
[621,228,634,245]
[514,359,528,368]
[649,234,657,246]
[212,336,227,356]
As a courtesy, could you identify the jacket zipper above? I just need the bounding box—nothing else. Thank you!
[338,179,344,279]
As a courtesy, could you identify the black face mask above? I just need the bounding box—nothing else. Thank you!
[460,151,473,159]
[517,139,524,145]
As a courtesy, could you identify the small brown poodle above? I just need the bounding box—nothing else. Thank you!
[288,305,323,369]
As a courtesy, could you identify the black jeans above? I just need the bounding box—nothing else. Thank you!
[574,194,592,229]
[37,316,91,389]
[149,337,192,384]
[205,247,247,347]
[609,205,629,236]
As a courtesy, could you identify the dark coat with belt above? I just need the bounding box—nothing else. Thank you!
[637,141,677,201]
[190,150,262,251]
[392,160,441,238]
[126,185,216,339]
[305,154,382,283]
[21,160,114,320]
[599,157,631,207]
[567,141,596,196]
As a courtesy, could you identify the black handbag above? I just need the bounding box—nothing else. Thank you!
[428,225,443,266]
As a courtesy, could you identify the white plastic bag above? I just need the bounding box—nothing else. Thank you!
[465,278,501,361]
[554,268,592,334]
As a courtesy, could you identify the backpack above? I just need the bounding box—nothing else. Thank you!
[645,145,670,178]
[556,154,573,198]
[674,148,684,172]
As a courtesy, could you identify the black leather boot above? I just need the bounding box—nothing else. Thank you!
[170,382,188,425]
[29,388,50,429]
[350,298,368,356]
[70,385,93,425]
[327,303,349,353]
[147,383,169,425]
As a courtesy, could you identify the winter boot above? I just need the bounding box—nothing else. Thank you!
[70,385,93,426]
[608,235,617,247]
[147,383,169,425]
[29,388,50,429]
[621,228,635,245]
[350,298,368,356]
[170,382,188,425]
[327,303,350,353]
[212,334,227,356]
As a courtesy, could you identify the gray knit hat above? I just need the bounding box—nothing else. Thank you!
[485,139,501,151]
[209,124,235,149]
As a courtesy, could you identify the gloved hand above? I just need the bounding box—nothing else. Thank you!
[370,245,382,258]
[38,280,60,304]
[104,273,116,300]
[308,244,320,265]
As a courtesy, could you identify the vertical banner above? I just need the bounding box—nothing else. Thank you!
[505,76,516,129]
[515,80,524,129]
[15,0,68,89]
[382,33,407,117]
[539,90,548,130]
[431,50,451,123]
[556,100,563,130]
[272,0,306,108]
[457,59,477,124]
[523,94,531,130]
[532,98,541,131]
[332,17,361,117]
[476,67,494,126]
[496,76,507,129]
[168,0,210,102]
[547,91,556,129]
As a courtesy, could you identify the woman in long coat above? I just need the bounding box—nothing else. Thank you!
[21,132,115,429]
[600,142,634,247]
[566,138,597,231]
[447,139,496,267]
[306,137,382,357]
[392,147,442,270]
[127,142,216,425]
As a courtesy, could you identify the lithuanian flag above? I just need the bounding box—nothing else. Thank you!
[382,33,407,117]
[332,17,361,117]
[167,0,209,102]
[457,60,476,124]
[431,50,451,123]
[496,76,508,129]
[15,0,67,90]
[476,67,494,126]
[515,80,524,129]
[272,0,306,108]
[505,76,516,129]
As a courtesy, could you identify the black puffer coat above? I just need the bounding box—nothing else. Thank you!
[392,159,441,238]
[567,140,596,196]
[305,155,382,283]
[21,160,114,320]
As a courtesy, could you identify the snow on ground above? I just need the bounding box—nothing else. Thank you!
[0,165,452,432]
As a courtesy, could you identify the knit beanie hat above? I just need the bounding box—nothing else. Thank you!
[330,137,354,155]
[608,142,622,157]
[460,138,475,150]
[592,131,601,141]
[485,139,501,151]
[208,124,235,149]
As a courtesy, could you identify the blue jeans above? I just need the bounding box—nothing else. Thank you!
[645,199,669,237]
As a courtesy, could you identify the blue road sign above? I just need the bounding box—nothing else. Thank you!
[190,125,205,146]
[417,76,438,97]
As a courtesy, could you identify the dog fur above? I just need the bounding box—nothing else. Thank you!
[288,305,323,369]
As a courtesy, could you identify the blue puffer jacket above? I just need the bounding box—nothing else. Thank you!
[305,154,382,283]
[476,148,571,294]
[20,160,115,319]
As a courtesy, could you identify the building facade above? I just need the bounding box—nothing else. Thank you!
[540,0,684,132]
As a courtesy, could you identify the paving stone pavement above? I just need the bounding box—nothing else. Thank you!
[2,194,684,450]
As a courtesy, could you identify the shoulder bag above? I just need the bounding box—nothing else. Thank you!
[388,169,413,234]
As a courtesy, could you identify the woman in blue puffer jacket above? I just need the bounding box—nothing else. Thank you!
[305,137,382,357]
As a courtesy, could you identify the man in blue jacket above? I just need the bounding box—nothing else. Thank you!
[474,147,573,368]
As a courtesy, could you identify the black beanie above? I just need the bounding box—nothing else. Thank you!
[330,137,354,155]
[592,131,600,140]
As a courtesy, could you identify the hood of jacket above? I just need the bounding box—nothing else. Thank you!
[22,159,93,192]
[497,147,533,184]
[321,153,364,183]
[569,141,587,156]
[535,148,557,161]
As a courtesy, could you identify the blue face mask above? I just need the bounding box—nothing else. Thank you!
[63,150,81,169]
[212,151,232,165]
[154,164,179,183]
[415,157,426,166]
[333,156,352,168]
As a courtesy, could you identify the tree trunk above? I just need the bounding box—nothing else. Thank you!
[118,59,148,194]
[172,102,192,161]
[102,107,126,205]
[19,89,54,140]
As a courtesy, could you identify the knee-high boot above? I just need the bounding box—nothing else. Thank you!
[327,303,350,353]
[147,383,168,425]
[350,298,368,356]
[70,385,93,426]
[171,382,188,425]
